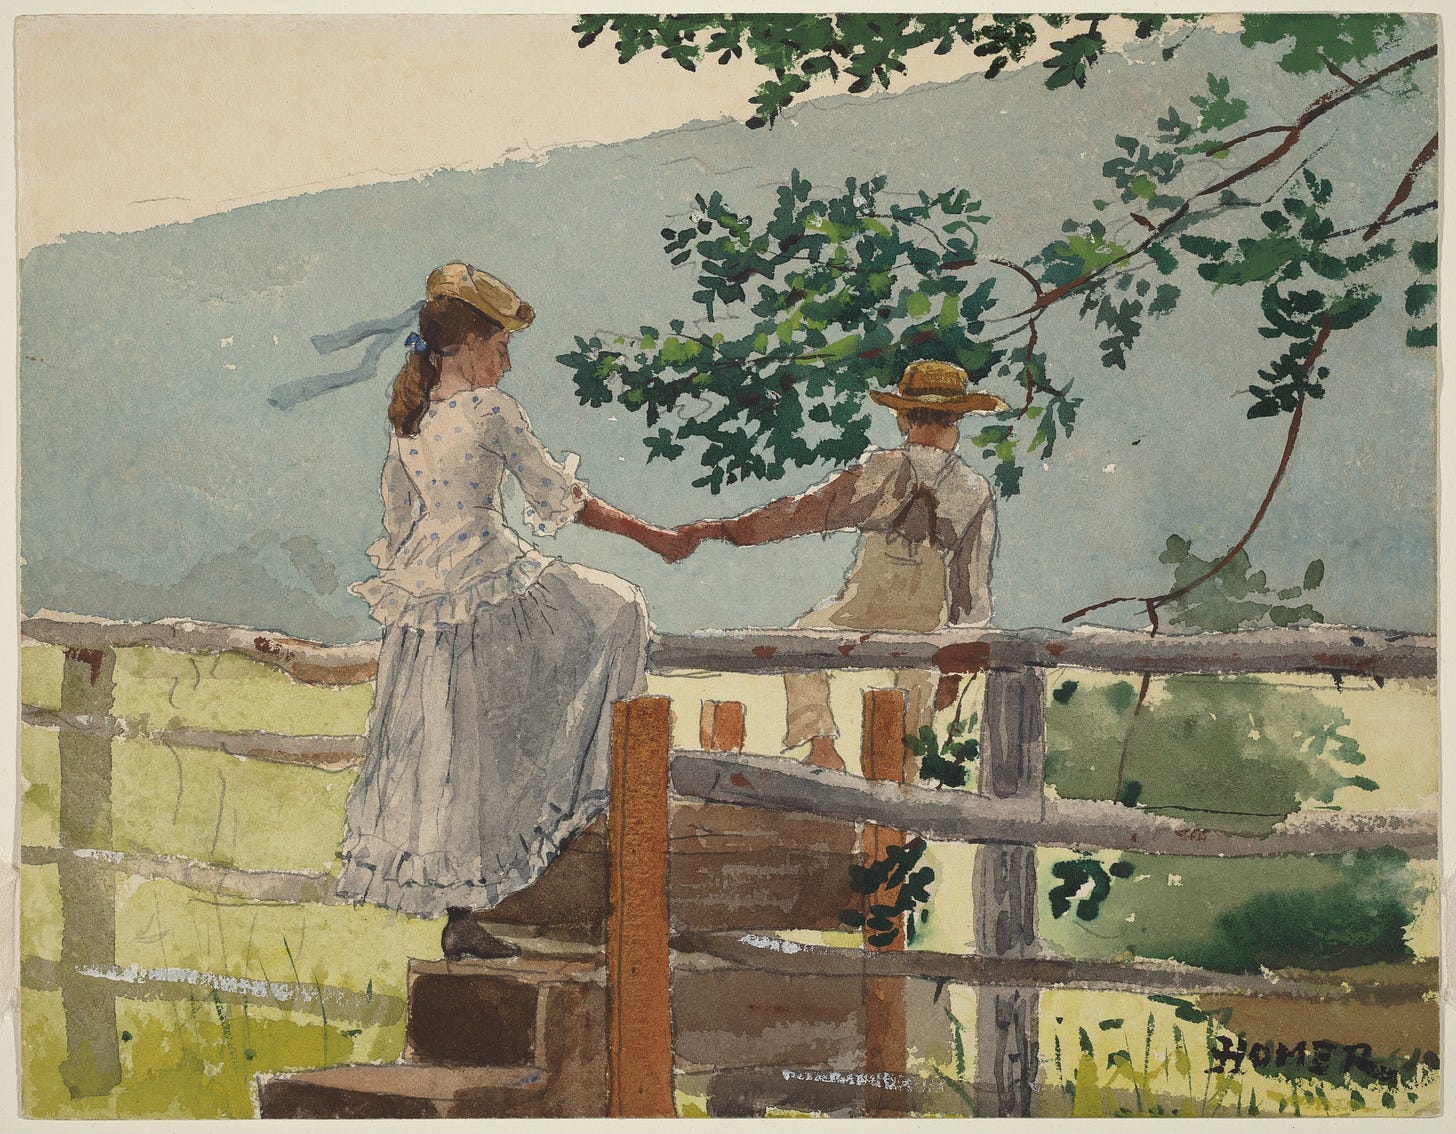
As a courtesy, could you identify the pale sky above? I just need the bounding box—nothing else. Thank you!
[13,11,994,253]
[11,7,1215,254]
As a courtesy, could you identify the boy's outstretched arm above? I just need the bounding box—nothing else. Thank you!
[678,467,866,547]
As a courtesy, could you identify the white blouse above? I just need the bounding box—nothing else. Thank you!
[349,387,587,627]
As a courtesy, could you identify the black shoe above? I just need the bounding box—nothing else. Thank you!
[442,909,521,961]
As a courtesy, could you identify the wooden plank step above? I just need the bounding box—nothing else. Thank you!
[404,955,603,1069]
[482,805,858,938]
[256,1063,551,1119]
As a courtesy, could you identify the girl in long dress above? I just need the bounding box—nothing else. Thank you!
[337,262,689,959]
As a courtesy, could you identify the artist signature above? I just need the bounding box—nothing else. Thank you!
[1208,1037,1438,1084]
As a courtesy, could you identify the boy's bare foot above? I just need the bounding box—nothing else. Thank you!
[801,736,846,772]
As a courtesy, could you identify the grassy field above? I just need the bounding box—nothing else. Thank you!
[16,643,1441,1118]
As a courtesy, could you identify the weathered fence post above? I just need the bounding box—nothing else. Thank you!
[972,666,1046,1117]
[606,696,674,1117]
[56,646,122,1098]
[861,688,910,1118]
[698,700,746,753]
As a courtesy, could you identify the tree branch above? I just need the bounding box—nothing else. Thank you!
[1362,133,1438,242]
[1063,316,1332,626]
[1015,320,1041,414]
[989,256,1044,299]
[1008,43,1437,323]
[1328,199,1435,241]
[1320,51,1359,88]
[1111,670,1153,805]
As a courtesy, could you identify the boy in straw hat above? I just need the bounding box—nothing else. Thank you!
[680,360,1006,770]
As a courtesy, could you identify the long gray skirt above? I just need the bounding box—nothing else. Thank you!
[335,560,649,918]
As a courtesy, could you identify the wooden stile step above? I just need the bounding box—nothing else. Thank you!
[405,954,601,1066]
[257,1063,551,1119]
[481,805,858,941]
[257,952,608,1119]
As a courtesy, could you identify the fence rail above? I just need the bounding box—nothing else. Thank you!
[669,932,1440,1002]
[20,614,1437,681]
[669,750,1439,858]
[16,613,1440,1117]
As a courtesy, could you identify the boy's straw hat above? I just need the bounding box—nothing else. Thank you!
[869,360,1008,415]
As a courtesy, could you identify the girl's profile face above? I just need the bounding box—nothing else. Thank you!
[467,329,512,387]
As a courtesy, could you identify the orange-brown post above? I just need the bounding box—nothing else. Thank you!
[699,699,746,752]
[607,696,674,1117]
[860,687,910,1118]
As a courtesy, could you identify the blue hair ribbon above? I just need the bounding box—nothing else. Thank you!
[405,332,430,355]
[269,299,427,411]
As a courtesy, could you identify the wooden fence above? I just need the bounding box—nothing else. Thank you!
[15,613,1439,1116]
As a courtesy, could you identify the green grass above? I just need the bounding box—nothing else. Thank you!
[109,645,374,736]
[109,738,355,872]
[19,643,417,1118]
[21,987,401,1120]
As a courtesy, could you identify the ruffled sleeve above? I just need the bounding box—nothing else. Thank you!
[364,442,419,568]
[479,391,589,537]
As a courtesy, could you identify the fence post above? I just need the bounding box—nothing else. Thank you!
[698,700,746,753]
[861,688,910,1118]
[972,666,1045,1117]
[56,646,122,1098]
[606,695,674,1117]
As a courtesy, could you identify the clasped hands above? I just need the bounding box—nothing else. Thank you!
[640,519,728,564]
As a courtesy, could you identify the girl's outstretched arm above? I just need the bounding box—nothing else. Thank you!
[580,496,698,562]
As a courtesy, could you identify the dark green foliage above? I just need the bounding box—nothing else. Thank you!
[1405,239,1437,349]
[1408,239,1437,273]
[908,712,979,789]
[575,14,1199,127]
[1040,641,1418,977]
[1239,14,1408,75]
[1045,674,1375,837]
[1050,849,1424,976]
[561,24,1435,494]
[1147,994,1230,1027]
[1175,168,1393,419]
[1102,133,1185,211]
[839,836,934,947]
[1048,852,1135,920]
[1180,169,1390,289]
[1154,72,1252,157]
[1052,679,1079,705]
[1187,73,1248,133]
[1404,283,1436,317]
[1043,30,1104,91]
[1209,871,1414,972]
[1159,535,1325,631]
[559,171,1028,493]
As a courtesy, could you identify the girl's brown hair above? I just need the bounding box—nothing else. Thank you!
[388,297,507,435]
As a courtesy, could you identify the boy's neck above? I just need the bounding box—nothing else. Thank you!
[905,422,960,451]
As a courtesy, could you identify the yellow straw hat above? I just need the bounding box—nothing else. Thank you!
[869,359,1008,415]
[425,262,535,331]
